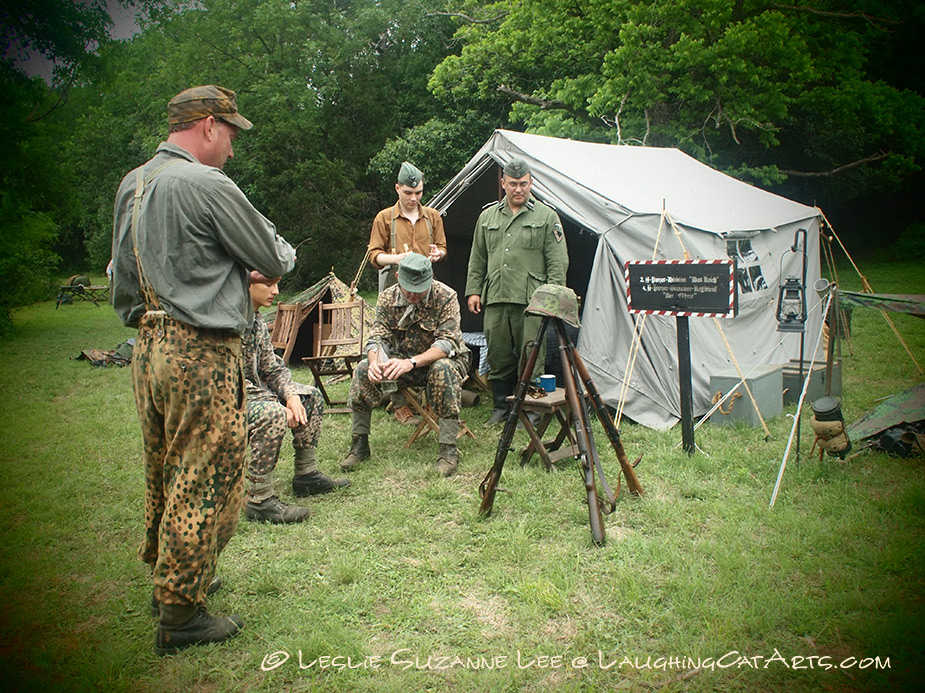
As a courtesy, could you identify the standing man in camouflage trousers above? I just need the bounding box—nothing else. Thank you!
[367,161,448,426]
[341,253,470,476]
[244,271,350,524]
[112,86,296,655]
[465,158,569,426]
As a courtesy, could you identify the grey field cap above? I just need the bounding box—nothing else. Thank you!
[503,158,531,178]
[397,253,433,292]
[397,161,423,187]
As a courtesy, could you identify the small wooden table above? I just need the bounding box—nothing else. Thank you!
[507,387,579,470]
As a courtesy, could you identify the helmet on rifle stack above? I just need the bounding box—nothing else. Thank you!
[525,284,581,328]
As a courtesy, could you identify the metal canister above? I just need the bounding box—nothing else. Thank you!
[811,397,851,457]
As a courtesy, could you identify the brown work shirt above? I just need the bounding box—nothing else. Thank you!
[368,202,447,269]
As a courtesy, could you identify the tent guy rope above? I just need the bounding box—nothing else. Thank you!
[770,290,834,507]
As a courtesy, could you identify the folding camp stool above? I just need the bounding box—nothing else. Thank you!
[507,387,581,471]
[400,387,475,449]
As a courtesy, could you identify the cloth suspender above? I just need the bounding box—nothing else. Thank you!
[131,159,181,312]
[389,210,433,254]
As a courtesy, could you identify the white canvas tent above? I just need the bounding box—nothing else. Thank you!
[429,129,824,430]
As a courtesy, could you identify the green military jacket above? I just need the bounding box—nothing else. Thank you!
[465,196,568,306]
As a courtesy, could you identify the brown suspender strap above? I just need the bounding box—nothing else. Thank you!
[390,210,433,254]
[131,159,182,312]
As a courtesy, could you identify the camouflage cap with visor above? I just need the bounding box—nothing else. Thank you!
[168,85,253,130]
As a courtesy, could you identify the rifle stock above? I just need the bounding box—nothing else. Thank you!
[570,347,644,496]
[554,323,606,545]
[478,317,550,516]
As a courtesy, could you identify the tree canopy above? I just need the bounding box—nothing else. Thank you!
[1,0,922,331]
[427,0,924,189]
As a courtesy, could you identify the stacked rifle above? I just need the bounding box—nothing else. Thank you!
[478,315,643,545]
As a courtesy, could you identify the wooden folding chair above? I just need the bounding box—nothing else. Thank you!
[401,386,476,448]
[302,300,365,413]
[269,302,305,365]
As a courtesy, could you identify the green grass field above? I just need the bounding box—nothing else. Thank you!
[0,258,922,692]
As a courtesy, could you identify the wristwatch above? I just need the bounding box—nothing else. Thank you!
[409,357,417,370]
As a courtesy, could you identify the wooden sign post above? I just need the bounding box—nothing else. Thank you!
[625,260,737,454]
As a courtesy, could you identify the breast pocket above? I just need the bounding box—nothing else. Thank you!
[484,223,502,253]
[520,222,544,249]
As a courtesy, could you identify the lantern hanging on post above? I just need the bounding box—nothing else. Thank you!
[776,276,806,333]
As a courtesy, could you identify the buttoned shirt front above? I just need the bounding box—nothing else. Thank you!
[465,195,568,306]
[368,202,446,269]
[112,142,295,333]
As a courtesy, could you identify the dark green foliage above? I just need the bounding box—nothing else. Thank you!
[0,67,76,333]
[68,0,462,288]
[890,222,925,260]
[2,0,923,320]
[429,0,925,202]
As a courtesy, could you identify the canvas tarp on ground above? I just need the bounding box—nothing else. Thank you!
[429,129,823,430]
[266,272,374,365]
[847,383,925,442]
[838,291,925,319]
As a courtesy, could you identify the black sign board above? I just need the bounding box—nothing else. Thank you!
[626,260,736,317]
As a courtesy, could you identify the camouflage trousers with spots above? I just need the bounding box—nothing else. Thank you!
[132,312,246,609]
[246,385,323,499]
[349,354,470,423]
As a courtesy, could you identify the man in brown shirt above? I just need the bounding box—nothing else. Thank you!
[367,161,448,424]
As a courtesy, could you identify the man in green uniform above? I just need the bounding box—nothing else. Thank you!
[465,158,569,425]
[367,161,448,426]
[112,85,295,654]
[341,253,470,476]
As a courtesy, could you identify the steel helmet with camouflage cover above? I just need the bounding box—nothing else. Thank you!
[525,284,581,327]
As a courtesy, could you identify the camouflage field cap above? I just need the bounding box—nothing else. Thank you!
[397,252,433,292]
[503,158,531,178]
[168,85,253,130]
[397,161,423,187]
[525,284,581,327]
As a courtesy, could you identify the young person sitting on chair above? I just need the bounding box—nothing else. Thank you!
[244,271,350,524]
[341,253,470,476]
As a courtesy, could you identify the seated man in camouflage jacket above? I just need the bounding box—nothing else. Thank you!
[244,271,350,524]
[341,253,470,476]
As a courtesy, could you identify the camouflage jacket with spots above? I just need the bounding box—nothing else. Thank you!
[243,311,302,402]
[367,280,469,362]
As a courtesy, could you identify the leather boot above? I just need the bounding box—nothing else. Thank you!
[292,470,351,496]
[341,434,371,470]
[435,443,460,477]
[244,496,311,524]
[485,379,512,426]
[155,603,243,655]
